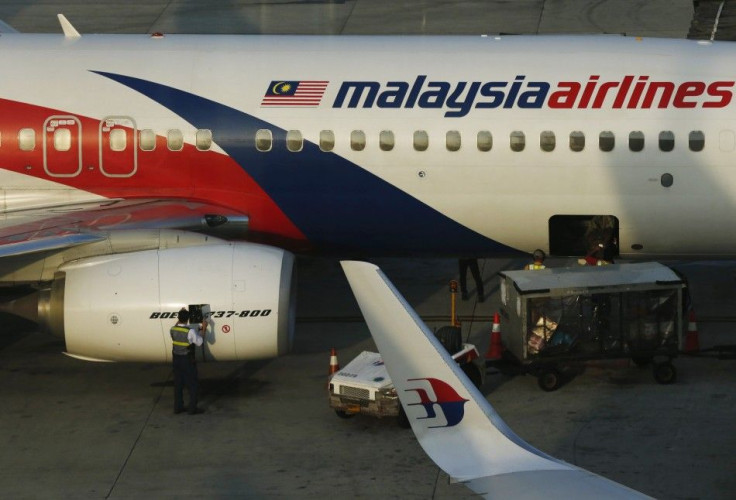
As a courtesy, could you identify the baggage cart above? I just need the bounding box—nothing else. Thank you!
[496,262,684,391]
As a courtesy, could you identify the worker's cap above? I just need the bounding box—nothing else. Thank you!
[177,308,190,322]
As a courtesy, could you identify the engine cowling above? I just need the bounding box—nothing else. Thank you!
[38,242,295,362]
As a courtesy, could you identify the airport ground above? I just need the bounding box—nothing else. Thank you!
[1,1,735,498]
[2,256,735,498]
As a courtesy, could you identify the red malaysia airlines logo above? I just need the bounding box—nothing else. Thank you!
[261,80,328,107]
[406,378,468,428]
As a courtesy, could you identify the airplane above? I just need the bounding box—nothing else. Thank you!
[341,260,651,499]
[1,14,734,363]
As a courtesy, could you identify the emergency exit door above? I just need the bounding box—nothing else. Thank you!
[43,115,82,178]
[99,116,138,178]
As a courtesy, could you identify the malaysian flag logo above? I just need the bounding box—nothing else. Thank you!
[261,80,328,107]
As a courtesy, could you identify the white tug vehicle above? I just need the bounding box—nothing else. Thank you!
[328,281,484,426]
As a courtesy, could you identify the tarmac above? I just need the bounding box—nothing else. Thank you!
[1,1,735,499]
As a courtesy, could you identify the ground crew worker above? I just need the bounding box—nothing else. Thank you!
[171,308,206,415]
[458,258,485,302]
[525,249,546,270]
[578,243,610,266]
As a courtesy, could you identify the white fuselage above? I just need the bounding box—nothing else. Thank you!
[1,34,735,258]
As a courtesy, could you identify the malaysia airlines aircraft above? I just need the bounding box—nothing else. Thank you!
[0,15,734,363]
[342,260,650,498]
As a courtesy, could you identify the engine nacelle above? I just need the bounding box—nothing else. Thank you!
[39,242,295,362]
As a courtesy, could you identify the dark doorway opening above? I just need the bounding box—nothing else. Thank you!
[549,215,619,258]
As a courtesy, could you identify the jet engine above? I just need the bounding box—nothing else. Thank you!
[36,242,295,362]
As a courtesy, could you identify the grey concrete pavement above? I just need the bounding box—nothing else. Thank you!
[0,0,694,36]
[2,257,735,498]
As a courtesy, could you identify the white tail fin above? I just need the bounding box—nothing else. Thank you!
[57,14,81,39]
[341,261,649,499]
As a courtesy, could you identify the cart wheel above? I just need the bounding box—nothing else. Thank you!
[632,356,653,367]
[397,407,411,429]
[335,410,355,419]
[462,363,483,389]
[538,368,562,392]
[653,362,677,384]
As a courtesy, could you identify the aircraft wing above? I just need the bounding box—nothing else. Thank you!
[0,197,248,258]
[341,261,651,499]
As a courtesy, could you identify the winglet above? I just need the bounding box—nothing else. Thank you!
[341,261,651,499]
[58,14,81,39]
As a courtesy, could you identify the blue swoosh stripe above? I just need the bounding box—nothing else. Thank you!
[94,71,516,255]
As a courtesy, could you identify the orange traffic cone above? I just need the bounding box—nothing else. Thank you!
[485,313,504,360]
[684,310,700,353]
[328,347,340,376]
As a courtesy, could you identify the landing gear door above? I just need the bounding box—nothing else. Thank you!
[99,116,137,178]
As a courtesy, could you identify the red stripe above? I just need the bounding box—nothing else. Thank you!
[262,99,322,103]
[262,98,323,102]
[0,98,309,247]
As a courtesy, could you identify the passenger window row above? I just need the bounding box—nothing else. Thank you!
[10,127,707,154]
[256,129,707,154]
[14,128,214,153]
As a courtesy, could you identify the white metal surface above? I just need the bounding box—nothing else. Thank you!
[60,242,294,362]
[330,350,391,397]
[501,262,683,294]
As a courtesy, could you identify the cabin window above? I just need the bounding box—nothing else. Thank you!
[320,130,335,152]
[255,129,272,152]
[689,130,705,152]
[414,130,429,151]
[109,129,127,152]
[54,128,72,152]
[540,131,555,152]
[477,131,492,152]
[569,131,585,152]
[167,129,184,151]
[140,129,156,151]
[599,131,615,152]
[658,131,675,152]
[196,129,212,151]
[286,130,303,152]
[510,131,525,152]
[19,128,35,151]
[629,131,645,152]
[380,130,395,151]
[351,130,366,151]
[446,131,461,152]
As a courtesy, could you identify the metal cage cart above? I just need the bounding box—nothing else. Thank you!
[497,262,684,391]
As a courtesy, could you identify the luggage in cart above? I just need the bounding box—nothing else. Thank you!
[495,262,684,391]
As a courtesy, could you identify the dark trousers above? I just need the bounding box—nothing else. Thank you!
[459,258,484,298]
[173,354,198,413]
